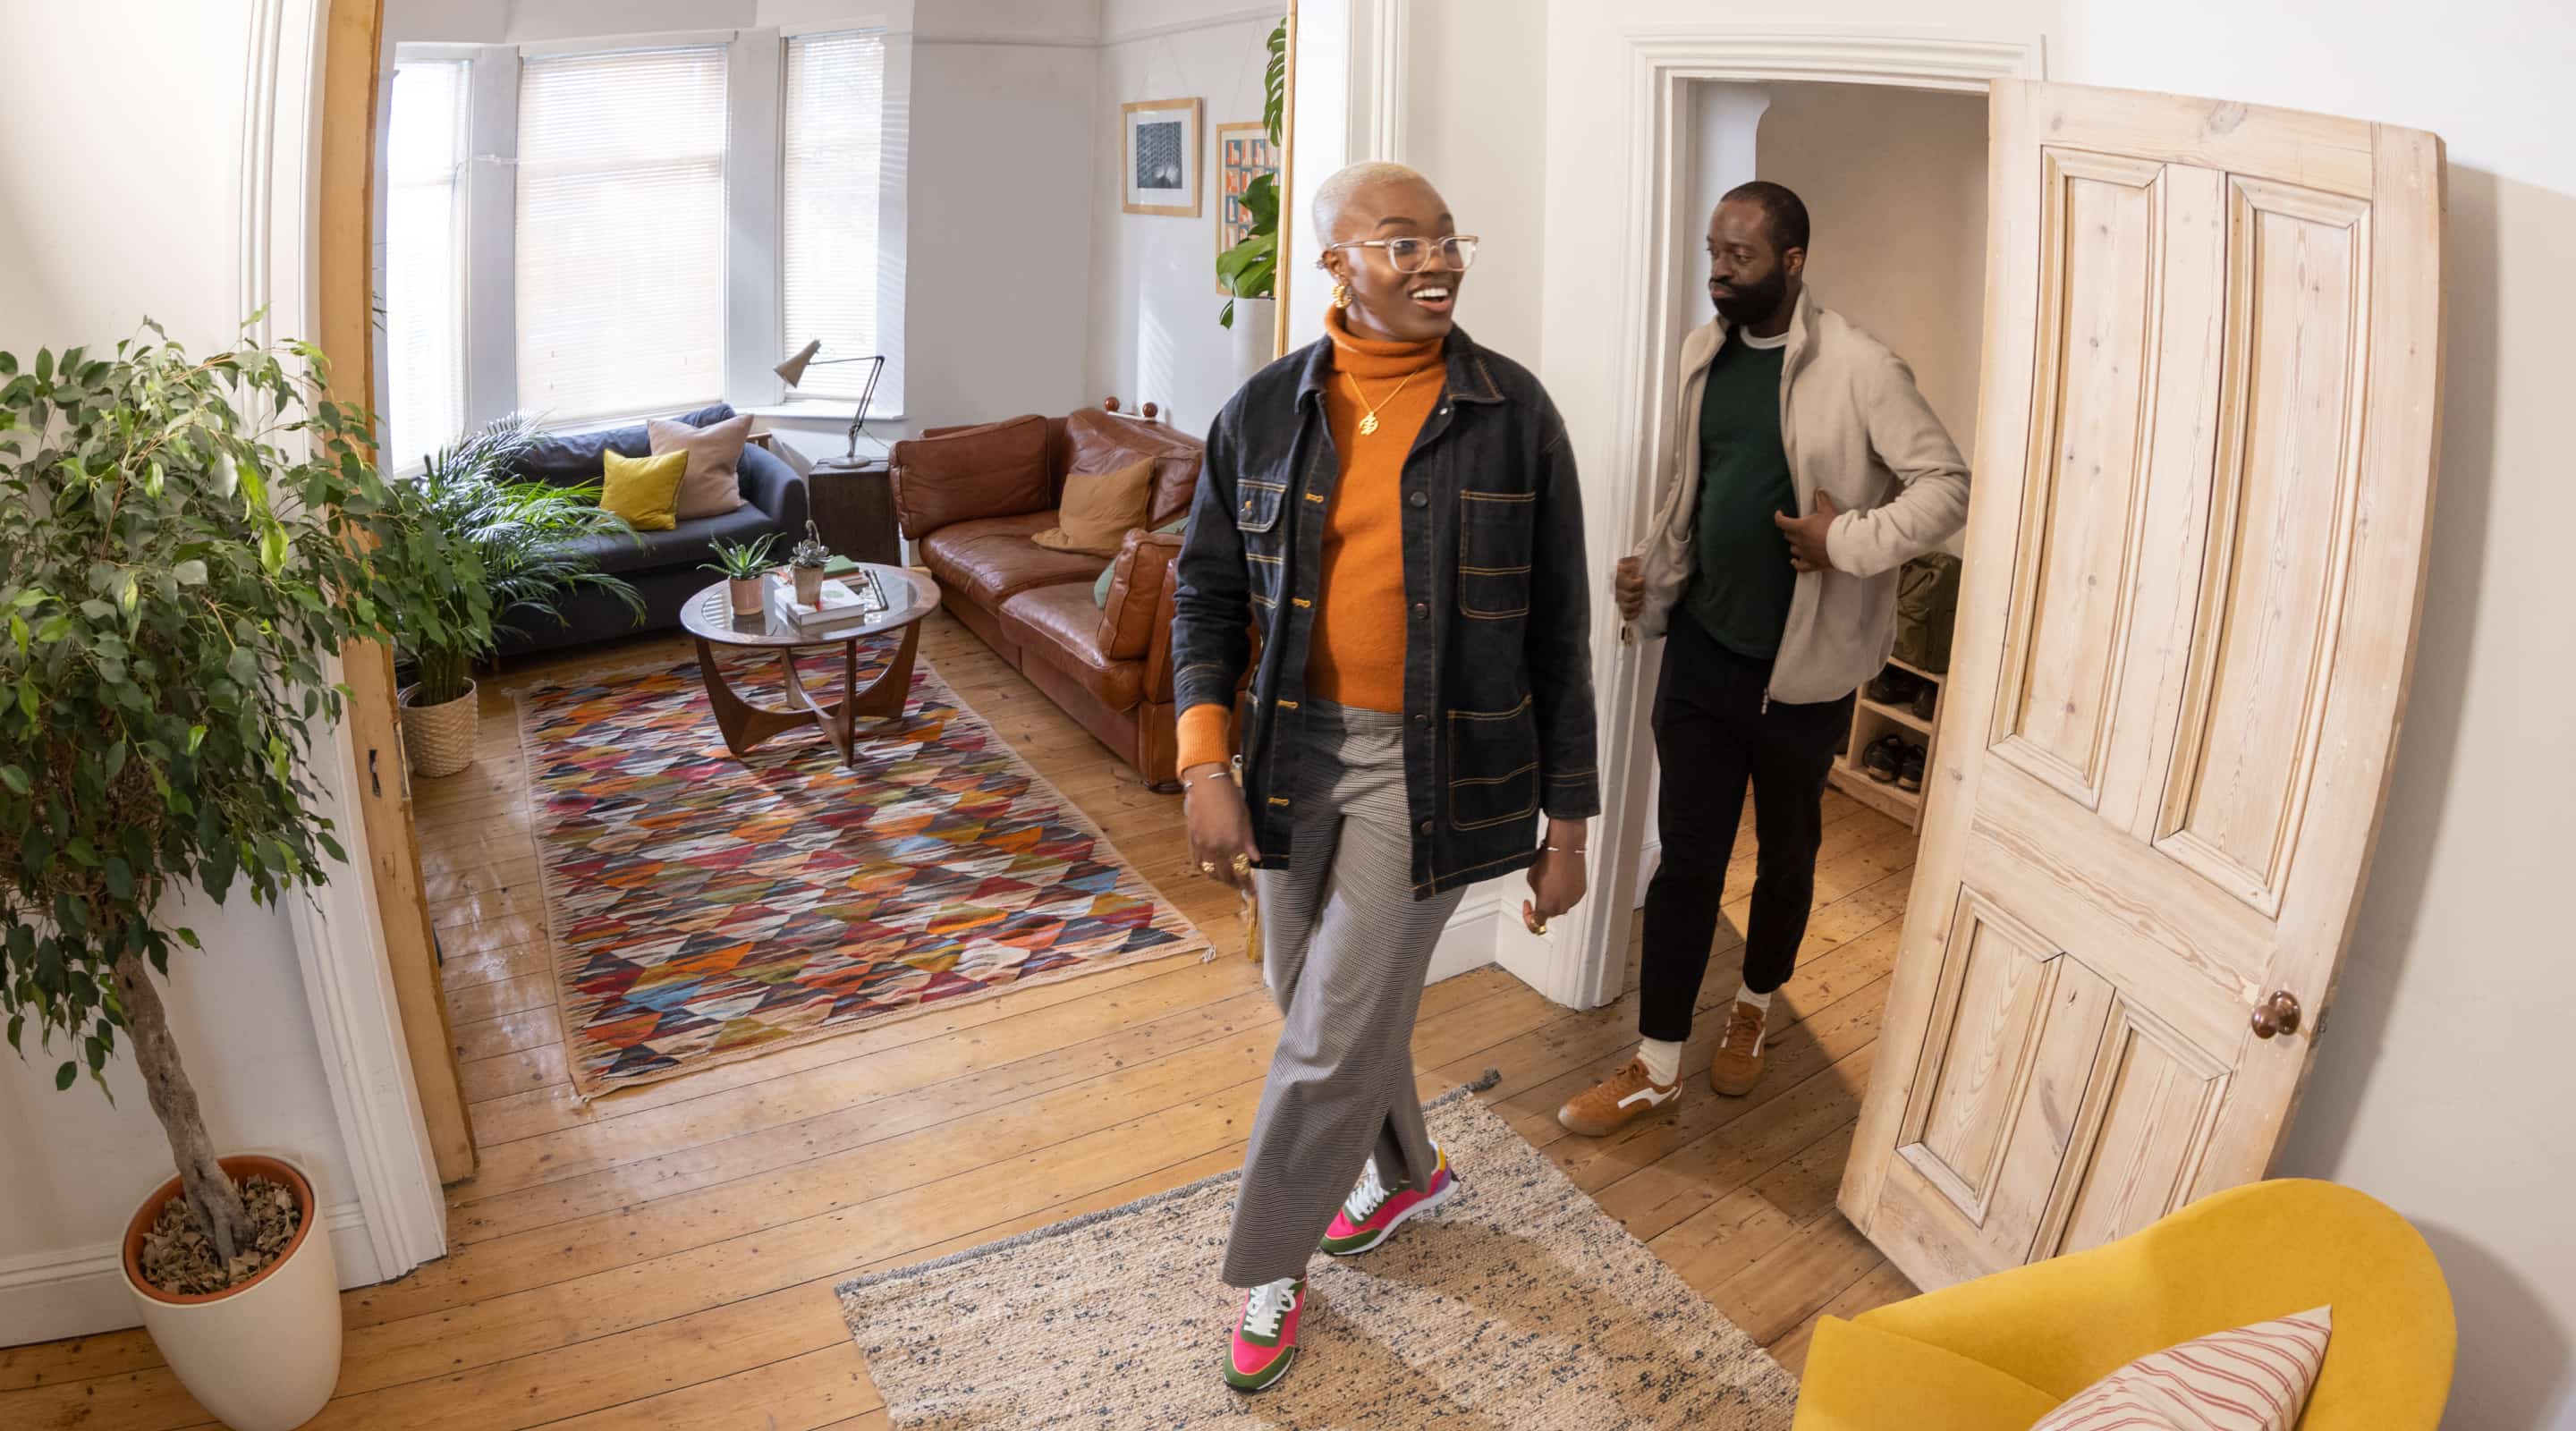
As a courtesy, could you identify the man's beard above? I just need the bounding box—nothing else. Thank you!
[1711,268,1788,327]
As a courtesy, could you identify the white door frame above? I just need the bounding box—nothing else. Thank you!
[1541,27,2048,1010]
[256,0,450,1286]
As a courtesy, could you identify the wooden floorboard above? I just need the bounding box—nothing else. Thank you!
[0,614,1920,1427]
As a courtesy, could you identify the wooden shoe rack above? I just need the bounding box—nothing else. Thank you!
[1826,656,1943,830]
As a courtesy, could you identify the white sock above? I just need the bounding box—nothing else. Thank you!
[1638,1037,1683,1087]
[1737,983,1774,1011]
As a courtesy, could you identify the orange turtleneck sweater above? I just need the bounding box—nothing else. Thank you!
[1176,308,1447,774]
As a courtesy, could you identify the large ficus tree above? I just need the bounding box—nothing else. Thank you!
[0,323,396,1267]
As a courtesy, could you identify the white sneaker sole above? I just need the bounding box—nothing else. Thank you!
[1320,1176,1455,1257]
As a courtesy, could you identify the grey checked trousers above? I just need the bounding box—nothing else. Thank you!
[1220,701,1467,1287]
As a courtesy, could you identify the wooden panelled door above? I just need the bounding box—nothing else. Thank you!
[1839,80,2445,1291]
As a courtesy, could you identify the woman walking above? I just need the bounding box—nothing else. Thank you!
[1170,161,1601,1393]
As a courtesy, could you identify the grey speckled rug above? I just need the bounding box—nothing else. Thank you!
[836,1088,1799,1428]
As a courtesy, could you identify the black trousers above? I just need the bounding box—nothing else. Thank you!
[1638,611,1852,1043]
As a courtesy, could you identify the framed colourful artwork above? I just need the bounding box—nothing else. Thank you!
[1215,122,1280,292]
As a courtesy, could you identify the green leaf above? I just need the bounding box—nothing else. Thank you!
[259,523,288,573]
[55,1062,75,1092]
[105,858,133,899]
[0,765,26,796]
[174,559,207,586]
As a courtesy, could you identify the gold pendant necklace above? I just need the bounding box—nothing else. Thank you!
[1344,368,1427,437]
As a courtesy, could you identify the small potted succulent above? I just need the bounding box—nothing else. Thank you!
[789,521,833,605]
[703,533,779,616]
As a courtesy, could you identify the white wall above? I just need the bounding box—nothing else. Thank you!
[903,37,1098,428]
[2056,4,2576,1425]
[1085,10,1278,436]
[0,0,375,1343]
[1402,0,1550,364]
[1755,82,1985,460]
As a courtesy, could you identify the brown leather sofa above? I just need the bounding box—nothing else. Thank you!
[891,403,1206,790]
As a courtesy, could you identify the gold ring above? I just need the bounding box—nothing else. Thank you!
[1199,860,1219,876]
[1231,853,1253,877]
[1526,915,1550,936]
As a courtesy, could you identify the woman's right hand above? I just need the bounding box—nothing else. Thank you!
[1182,764,1261,892]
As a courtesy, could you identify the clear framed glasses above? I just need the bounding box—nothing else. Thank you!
[1322,234,1480,274]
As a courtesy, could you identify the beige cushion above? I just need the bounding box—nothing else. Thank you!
[648,414,753,520]
[2029,1308,2332,1431]
[1031,457,1155,556]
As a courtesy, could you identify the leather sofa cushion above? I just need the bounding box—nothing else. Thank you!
[1064,407,1203,528]
[893,414,1051,540]
[920,512,1112,606]
[1097,530,1182,662]
[1002,583,1142,710]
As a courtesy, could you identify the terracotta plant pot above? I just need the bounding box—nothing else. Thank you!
[121,1155,343,1431]
[729,576,766,616]
[793,565,825,604]
[397,678,478,778]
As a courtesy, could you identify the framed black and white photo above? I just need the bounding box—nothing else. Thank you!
[1122,97,1202,217]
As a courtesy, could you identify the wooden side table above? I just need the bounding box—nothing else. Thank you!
[807,456,900,567]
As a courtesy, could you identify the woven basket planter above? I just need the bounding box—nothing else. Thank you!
[400,679,479,778]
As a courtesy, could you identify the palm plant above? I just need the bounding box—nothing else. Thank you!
[380,413,641,708]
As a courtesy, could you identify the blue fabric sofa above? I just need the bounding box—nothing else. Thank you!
[496,402,809,658]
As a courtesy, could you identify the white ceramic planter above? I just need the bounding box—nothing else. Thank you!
[121,1156,343,1431]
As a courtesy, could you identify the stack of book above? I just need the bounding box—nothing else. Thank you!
[767,568,891,634]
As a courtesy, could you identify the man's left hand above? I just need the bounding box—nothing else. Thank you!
[1774,490,1840,573]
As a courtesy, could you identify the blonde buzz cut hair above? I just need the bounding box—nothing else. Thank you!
[1310,161,1440,242]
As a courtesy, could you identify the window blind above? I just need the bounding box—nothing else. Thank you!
[515,46,727,423]
[385,59,468,469]
[781,31,886,404]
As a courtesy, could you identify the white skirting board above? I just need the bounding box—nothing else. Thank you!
[0,1200,380,1347]
[1425,888,1505,986]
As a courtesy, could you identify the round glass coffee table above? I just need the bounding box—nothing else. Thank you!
[677,564,942,765]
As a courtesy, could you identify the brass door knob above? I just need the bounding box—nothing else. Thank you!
[2250,991,2303,1040]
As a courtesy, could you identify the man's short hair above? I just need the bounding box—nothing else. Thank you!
[1723,181,1810,255]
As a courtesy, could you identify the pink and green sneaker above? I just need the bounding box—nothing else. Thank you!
[1318,1146,1454,1257]
[1226,1276,1304,1393]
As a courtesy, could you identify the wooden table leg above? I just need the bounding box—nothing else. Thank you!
[697,635,818,756]
[775,648,858,764]
[849,617,921,721]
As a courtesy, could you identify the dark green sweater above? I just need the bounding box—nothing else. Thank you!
[1682,334,1795,658]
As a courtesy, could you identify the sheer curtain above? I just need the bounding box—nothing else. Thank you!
[385,59,467,470]
[781,31,886,404]
[515,46,727,423]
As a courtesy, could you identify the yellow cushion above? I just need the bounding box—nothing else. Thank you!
[600,448,689,532]
[1847,1180,2452,1430]
[1032,457,1155,555]
[1791,1317,2059,1431]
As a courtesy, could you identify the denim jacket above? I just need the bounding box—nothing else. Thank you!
[1171,326,1600,899]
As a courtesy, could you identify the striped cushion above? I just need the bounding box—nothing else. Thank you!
[2031,1308,2332,1431]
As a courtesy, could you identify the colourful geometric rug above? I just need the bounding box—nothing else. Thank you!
[517,649,1208,1097]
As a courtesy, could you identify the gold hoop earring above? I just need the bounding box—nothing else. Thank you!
[1332,281,1352,310]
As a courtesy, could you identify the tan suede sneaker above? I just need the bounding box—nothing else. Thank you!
[1709,1000,1769,1097]
[1556,1058,1681,1138]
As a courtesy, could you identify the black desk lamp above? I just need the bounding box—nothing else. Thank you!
[775,341,888,461]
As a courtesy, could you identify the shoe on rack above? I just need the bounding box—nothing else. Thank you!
[1864,735,1903,784]
[1866,666,1920,707]
[1898,742,1927,792]
[1911,681,1939,722]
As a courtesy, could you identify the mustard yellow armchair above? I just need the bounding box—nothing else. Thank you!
[1792,1179,2454,1430]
